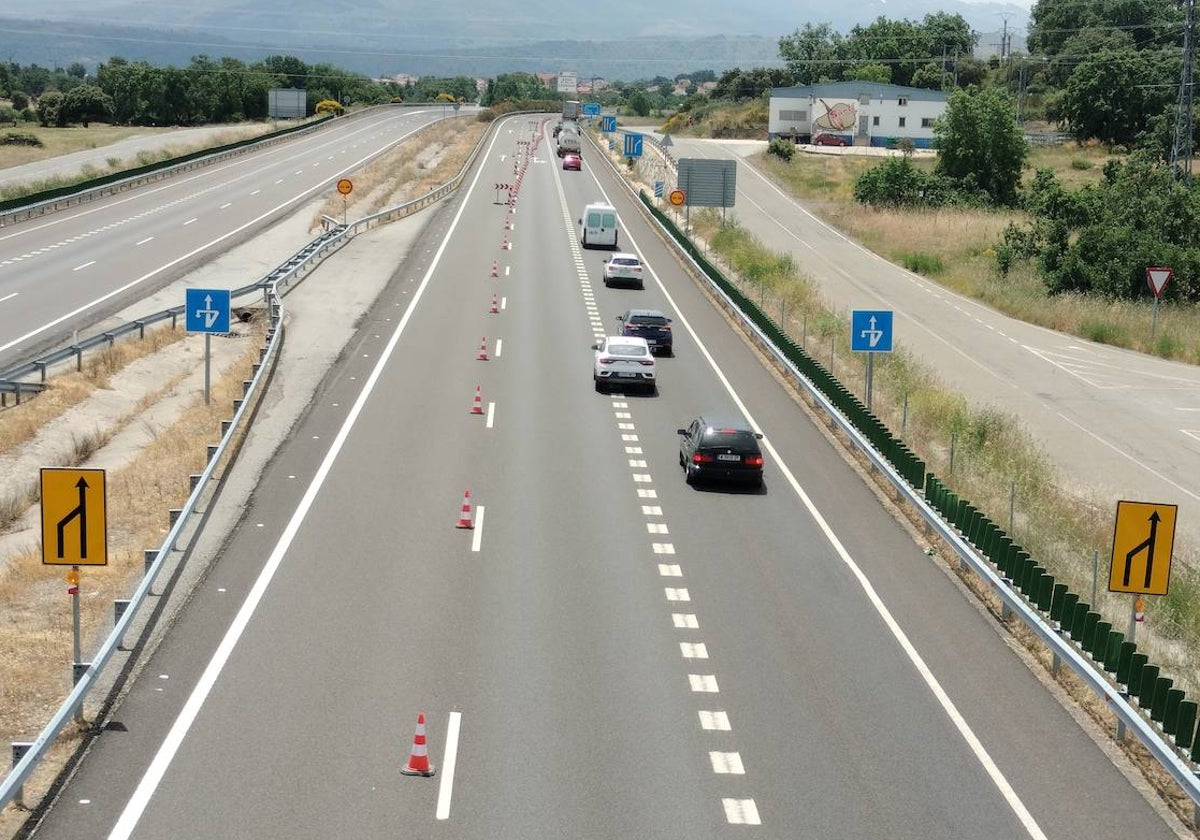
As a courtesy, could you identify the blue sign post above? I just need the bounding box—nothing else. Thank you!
[850,309,893,411]
[601,115,616,133]
[185,288,231,406]
[623,133,644,159]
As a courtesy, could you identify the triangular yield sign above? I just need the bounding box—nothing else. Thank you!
[1147,267,1173,297]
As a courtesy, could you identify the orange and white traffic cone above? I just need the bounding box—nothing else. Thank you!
[476,336,489,361]
[491,261,498,278]
[455,490,474,529]
[489,294,499,314]
[502,235,510,250]
[400,713,437,777]
[469,385,484,415]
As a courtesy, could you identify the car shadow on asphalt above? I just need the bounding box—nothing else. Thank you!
[684,480,768,496]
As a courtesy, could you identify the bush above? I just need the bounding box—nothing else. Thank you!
[0,107,19,125]
[853,156,960,207]
[314,98,344,115]
[900,252,945,275]
[1079,317,1128,346]
[767,137,795,161]
[10,90,28,111]
[1069,158,1093,171]
[0,131,43,147]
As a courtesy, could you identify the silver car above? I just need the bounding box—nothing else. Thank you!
[592,336,657,394]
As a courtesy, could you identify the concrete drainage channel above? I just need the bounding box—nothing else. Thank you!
[0,111,513,816]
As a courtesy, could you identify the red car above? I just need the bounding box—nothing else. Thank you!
[562,153,582,171]
[812,133,849,147]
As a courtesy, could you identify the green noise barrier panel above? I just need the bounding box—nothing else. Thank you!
[1049,584,1068,623]
[1091,621,1111,660]
[1164,688,1185,735]
[1176,701,1197,750]
[1103,632,1124,673]
[1151,677,1173,722]
[1139,665,1161,709]
[1116,642,1136,684]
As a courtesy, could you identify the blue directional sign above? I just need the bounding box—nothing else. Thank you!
[185,288,231,334]
[623,133,644,158]
[582,102,601,116]
[850,309,893,353]
[654,181,664,198]
[601,115,617,133]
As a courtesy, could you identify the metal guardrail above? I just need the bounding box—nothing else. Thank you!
[0,109,501,813]
[597,139,1200,819]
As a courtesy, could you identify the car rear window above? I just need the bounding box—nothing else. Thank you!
[630,315,669,326]
[613,258,640,267]
[608,343,648,356]
[602,213,617,227]
[700,429,759,452]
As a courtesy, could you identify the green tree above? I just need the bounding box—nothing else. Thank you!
[847,63,891,84]
[10,90,28,111]
[36,90,64,126]
[61,84,114,127]
[909,62,946,90]
[1062,49,1173,145]
[778,23,848,85]
[626,88,652,116]
[484,72,552,105]
[934,86,1027,205]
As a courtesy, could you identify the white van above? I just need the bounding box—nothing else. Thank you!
[579,202,619,249]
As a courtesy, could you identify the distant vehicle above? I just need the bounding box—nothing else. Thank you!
[553,121,564,138]
[562,153,582,171]
[557,130,581,157]
[563,99,581,120]
[593,336,656,394]
[579,202,619,249]
[618,309,672,355]
[677,415,765,487]
[812,133,849,147]
[602,253,644,288]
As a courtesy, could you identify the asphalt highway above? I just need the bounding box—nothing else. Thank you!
[24,116,1182,838]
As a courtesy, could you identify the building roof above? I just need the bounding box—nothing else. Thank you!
[771,81,949,102]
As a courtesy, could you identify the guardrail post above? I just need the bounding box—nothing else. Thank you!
[171,311,178,330]
[75,346,83,372]
[113,599,130,649]
[207,444,218,463]
[221,420,231,436]
[36,362,47,383]
[233,399,243,413]
[189,474,202,491]
[243,380,252,395]
[136,320,145,340]
[11,742,32,808]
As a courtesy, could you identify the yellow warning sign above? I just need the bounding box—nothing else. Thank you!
[1109,500,1176,596]
[40,468,107,566]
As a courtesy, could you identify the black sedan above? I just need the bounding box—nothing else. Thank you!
[617,309,673,356]
[677,414,764,488]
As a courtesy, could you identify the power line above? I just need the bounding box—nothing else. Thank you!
[1173,0,1195,180]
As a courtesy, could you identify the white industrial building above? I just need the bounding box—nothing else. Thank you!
[768,81,949,149]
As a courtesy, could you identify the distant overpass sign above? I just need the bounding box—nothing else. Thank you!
[557,71,578,93]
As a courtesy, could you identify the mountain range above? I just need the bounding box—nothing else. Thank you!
[0,0,1031,80]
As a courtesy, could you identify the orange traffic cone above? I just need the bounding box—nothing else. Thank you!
[400,713,437,777]
[491,261,498,278]
[455,491,474,529]
[502,236,510,250]
[469,385,484,415]
[489,294,499,314]
[477,337,490,361]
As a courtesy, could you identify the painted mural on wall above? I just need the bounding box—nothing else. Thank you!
[814,99,857,132]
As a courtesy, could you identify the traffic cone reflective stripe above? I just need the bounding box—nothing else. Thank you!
[491,261,498,278]
[401,713,436,777]
[489,294,499,314]
[456,491,474,529]
[477,337,489,361]
[470,385,484,415]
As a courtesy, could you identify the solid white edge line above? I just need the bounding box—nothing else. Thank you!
[436,712,462,820]
[585,166,1048,840]
[105,114,513,840]
[0,292,17,304]
[471,506,485,553]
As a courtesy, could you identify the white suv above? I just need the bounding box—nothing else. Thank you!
[592,336,657,394]
[602,253,645,289]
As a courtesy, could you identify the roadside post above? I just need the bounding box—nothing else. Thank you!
[336,178,353,226]
[185,288,232,405]
[850,310,894,410]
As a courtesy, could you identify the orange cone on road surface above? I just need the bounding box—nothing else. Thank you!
[455,491,474,529]
[400,713,437,777]
[502,236,510,250]
[469,385,485,415]
[491,261,498,278]
[477,336,490,361]
[489,294,499,314]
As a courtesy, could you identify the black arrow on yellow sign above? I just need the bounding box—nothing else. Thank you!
[1121,510,1159,589]
[56,477,89,561]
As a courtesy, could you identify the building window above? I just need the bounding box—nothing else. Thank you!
[859,94,870,105]
[898,97,909,106]
[778,109,807,121]
[899,117,907,128]
[921,117,935,128]
[872,116,880,126]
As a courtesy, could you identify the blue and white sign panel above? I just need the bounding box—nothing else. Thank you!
[185,288,231,334]
[601,115,617,133]
[582,102,601,116]
[623,133,644,158]
[654,181,664,198]
[850,309,893,353]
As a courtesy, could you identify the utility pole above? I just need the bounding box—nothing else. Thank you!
[1172,0,1196,181]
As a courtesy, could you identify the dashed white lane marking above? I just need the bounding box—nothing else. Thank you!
[699,710,730,730]
[632,473,651,482]
[619,423,637,431]
[72,261,95,271]
[505,266,511,276]
[709,752,744,774]
[681,642,709,659]
[622,433,638,441]
[689,674,719,692]
[615,411,632,419]
[665,588,690,602]
[501,297,507,310]
[251,189,262,195]
[183,218,197,226]
[673,613,699,629]
[723,799,761,825]
[647,523,669,534]
[470,508,484,554]
[494,338,502,357]
[637,489,657,499]
[651,543,675,554]
[435,711,462,820]
[220,202,232,209]
[629,459,648,468]
[486,402,495,429]
[0,292,17,304]
[658,564,682,577]
[626,446,644,454]
[642,505,662,515]
[135,237,154,246]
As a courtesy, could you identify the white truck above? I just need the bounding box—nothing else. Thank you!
[557,128,581,157]
[563,99,581,120]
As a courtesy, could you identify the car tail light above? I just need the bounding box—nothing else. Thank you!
[693,453,714,464]
[745,455,764,467]
[638,359,654,366]
[599,357,615,365]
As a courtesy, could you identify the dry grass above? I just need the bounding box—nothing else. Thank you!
[313,118,486,227]
[0,323,264,814]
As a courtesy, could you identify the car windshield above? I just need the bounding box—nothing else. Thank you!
[612,258,639,267]
[700,429,759,451]
[630,315,669,326]
[608,343,647,357]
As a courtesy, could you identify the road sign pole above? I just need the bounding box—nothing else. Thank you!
[865,351,875,410]
[71,565,82,723]
[204,333,211,406]
[342,196,347,227]
[1151,296,1160,340]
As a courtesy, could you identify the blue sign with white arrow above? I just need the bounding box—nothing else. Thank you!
[850,309,893,353]
[623,133,644,158]
[601,115,616,133]
[582,102,601,116]
[185,288,231,334]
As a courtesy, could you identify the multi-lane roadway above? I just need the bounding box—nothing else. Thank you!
[11,114,1186,837]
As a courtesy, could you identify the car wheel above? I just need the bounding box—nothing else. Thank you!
[637,282,644,290]
[684,466,695,485]
[594,378,605,393]
[582,232,588,249]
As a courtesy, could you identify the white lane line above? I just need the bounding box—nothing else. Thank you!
[622,434,639,441]
[637,489,657,499]
[602,174,1048,840]
[709,752,744,773]
[673,613,699,629]
[0,292,18,304]
[135,237,154,246]
[629,459,648,468]
[505,265,511,276]
[104,112,518,840]
[471,506,485,553]
[72,261,95,271]
[626,446,644,454]
[688,674,719,692]
[647,523,669,534]
[681,642,709,659]
[642,505,662,515]
[183,218,197,226]
[651,543,675,554]
[435,711,461,820]
[274,179,283,185]
[665,588,690,602]
[220,202,232,209]
[699,710,730,731]
[494,338,502,358]
[1057,411,1200,502]
[723,799,760,825]
[658,564,682,577]
[501,297,507,310]
[486,402,496,428]
[251,189,261,195]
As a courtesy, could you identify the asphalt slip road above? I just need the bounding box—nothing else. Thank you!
[27,116,1182,838]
